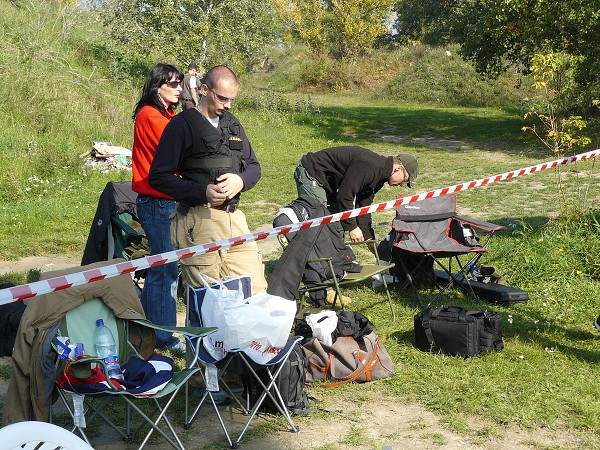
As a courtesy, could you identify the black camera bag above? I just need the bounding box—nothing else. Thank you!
[414,306,503,357]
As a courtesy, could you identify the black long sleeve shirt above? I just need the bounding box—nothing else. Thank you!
[148,111,261,205]
[300,146,393,235]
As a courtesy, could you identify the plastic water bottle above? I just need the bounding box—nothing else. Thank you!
[94,319,124,381]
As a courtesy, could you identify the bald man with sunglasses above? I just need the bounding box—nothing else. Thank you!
[149,65,266,293]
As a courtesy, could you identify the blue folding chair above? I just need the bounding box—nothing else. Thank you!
[184,277,301,448]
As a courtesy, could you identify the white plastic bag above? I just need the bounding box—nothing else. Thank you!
[223,292,297,364]
[199,274,247,361]
[305,310,338,346]
[199,275,297,363]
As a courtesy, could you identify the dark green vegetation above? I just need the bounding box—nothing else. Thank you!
[0,0,598,445]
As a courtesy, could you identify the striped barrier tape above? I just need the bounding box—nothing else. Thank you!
[0,149,598,305]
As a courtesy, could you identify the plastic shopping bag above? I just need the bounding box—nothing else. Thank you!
[222,292,297,364]
[199,274,247,361]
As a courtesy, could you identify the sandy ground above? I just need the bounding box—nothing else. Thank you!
[0,369,591,450]
[0,242,595,449]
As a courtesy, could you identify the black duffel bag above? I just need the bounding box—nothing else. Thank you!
[414,305,504,357]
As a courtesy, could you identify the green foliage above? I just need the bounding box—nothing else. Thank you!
[288,44,532,106]
[273,0,393,61]
[521,52,598,216]
[102,0,280,73]
[393,0,454,45]
[0,0,137,207]
[383,45,531,107]
[236,90,317,116]
[390,0,600,117]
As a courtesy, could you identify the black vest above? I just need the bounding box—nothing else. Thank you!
[178,109,245,201]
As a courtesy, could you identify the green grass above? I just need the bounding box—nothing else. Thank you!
[0,0,599,446]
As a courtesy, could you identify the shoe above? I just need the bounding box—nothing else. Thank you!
[195,388,231,405]
[594,316,600,333]
[325,289,351,306]
[372,274,398,288]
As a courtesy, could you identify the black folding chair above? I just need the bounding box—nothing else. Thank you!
[389,194,506,308]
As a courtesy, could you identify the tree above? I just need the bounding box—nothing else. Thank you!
[451,0,600,88]
[273,0,393,61]
[393,0,455,46]
[102,0,279,73]
[272,0,327,54]
[392,0,599,114]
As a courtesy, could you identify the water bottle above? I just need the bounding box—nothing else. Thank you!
[94,319,124,381]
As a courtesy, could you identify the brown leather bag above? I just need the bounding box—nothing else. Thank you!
[302,332,394,387]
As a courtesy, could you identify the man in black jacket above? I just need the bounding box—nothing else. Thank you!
[149,65,266,294]
[295,146,418,251]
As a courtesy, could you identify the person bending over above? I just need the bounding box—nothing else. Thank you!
[295,146,418,252]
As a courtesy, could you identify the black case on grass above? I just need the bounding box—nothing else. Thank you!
[434,270,528,305]
[414,305,504,357]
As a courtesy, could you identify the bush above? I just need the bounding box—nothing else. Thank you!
[382,45,531,107]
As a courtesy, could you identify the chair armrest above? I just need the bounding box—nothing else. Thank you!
[391,219,415,233]
[130,319,217,339]
[66,355,124,390]
[344,239,387,265]
[453,215,507,233]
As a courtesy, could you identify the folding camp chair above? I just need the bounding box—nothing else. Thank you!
[389,194,506,308]
[81,181,149,288]
[299,240,396,321]
[53,298,215,450]
[12,260,218,450]
[82,181,141,265]
[184,279,301,448]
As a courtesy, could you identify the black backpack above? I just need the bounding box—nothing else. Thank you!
[242,342,311,416]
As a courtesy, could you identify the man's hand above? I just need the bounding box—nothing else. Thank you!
[206,184,227,206]
[215,173,244,200]
[348,227,365,242]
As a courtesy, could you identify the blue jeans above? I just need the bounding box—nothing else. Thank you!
[136,195,179,348]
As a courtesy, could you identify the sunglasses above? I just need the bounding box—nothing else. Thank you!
[208,87,236,105]
[164,80,182,88]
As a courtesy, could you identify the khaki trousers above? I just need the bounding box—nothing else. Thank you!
[172,205,267,294]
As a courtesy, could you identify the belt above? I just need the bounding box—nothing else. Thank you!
[213,203,238,213]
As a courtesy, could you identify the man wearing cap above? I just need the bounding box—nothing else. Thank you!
[180,63,199,110]
[294,146,418,252]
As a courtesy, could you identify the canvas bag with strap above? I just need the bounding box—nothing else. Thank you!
[302,332,394,387]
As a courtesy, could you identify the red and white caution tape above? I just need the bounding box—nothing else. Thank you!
[1,149,598,305]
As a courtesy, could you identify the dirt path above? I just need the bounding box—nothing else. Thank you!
[0,366,588,450]
[0,251,593,449]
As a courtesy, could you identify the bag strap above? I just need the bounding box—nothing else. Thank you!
[308,353,332,380]
[421,308,437,350]
[321,338,381,388]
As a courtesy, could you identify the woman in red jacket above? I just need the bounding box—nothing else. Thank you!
[132,63,184,350]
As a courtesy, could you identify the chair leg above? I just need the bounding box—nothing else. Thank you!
[120,393,184,450]
[380,274,396,322]
[233,355,299,448]
[394,254,425,308]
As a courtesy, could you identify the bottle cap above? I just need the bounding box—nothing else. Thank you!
[96,318,104,327]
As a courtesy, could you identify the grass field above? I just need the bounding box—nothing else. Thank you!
[0,1,598,446]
